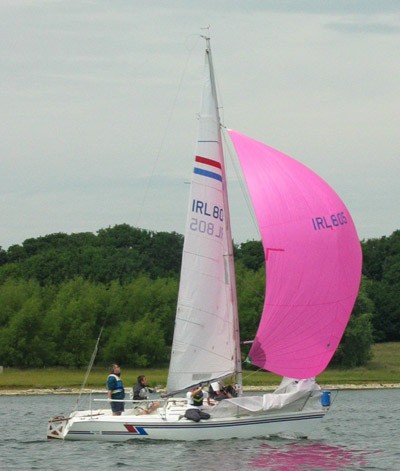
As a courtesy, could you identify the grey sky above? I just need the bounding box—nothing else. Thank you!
[1,1,399,249]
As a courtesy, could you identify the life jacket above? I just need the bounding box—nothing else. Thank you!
[192,391,204,407]
[108,374,124,396]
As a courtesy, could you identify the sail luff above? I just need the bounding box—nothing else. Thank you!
[205,38,243,395]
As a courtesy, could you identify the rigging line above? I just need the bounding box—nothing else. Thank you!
[73,284,119,411]
[241,273,265,302]
[221,129,265,302]
[73,326,104,412]
[222,129,259,239]
[135,35,201,229]
[209,43,225,127]
[241,366,264,383]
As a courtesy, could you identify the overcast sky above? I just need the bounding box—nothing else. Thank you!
[1,0,399,249]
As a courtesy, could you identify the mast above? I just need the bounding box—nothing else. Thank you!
[204,37,243,395]
[166,37,242,396]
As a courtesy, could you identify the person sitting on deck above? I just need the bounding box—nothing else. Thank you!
[132,375,160,415]
[184,386,211,422]
[209,382,237,401]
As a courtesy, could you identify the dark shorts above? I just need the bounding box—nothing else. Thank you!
[111,400,125,413]
[184,408,210,422]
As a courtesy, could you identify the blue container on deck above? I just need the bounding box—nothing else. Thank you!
[321,390,331,407]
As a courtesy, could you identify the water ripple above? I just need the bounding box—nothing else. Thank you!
[0,389,398,470]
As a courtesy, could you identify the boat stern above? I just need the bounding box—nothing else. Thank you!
[47,416,69,440]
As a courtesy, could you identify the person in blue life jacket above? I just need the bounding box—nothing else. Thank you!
[184,386,211,422]
[107,364,125,416]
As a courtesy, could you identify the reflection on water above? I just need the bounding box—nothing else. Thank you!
[0,390,397,470]
[134,437,382,471]
[250,441,380,471]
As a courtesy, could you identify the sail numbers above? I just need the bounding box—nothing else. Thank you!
[190,199,224,239]
[190,218,223,238]
[191,199,224,221]
[312,212,348,231]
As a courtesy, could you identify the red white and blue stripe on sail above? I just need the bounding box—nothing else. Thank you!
[194,155,222,182]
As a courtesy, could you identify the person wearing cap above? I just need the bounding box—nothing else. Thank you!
[107,364,125,416]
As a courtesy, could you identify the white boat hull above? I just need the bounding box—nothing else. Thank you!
[48,402,328,442]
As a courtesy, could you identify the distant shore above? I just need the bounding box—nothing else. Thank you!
[1,383,400,396]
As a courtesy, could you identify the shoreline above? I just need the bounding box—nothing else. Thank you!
[1,383,400,396]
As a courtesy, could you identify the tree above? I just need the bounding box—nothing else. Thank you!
[331,313,373,368]
[0,284,48,367]
[369,279,400,342]
[363,231,400,341]
[0,246,7,266]
[0,225,398,368]
[0,279,40,327]
[235,240,264,271]
[102,316,168,367]
[331,277,374,367]
[0,263,22,283]
[97,224,150,249]
[44,278,108,367]
[362,230,400,281]
[236,262,265,343]
[146,231,183,278]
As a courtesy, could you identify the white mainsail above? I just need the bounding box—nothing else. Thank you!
[166,39,240,394]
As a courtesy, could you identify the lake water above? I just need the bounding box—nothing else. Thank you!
[0,389,399,470]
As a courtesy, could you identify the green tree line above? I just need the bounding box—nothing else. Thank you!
[0,225,398,369]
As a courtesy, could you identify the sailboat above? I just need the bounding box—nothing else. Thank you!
[47,37,362,441]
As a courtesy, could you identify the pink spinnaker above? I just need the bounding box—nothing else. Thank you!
[229,130,362,378]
